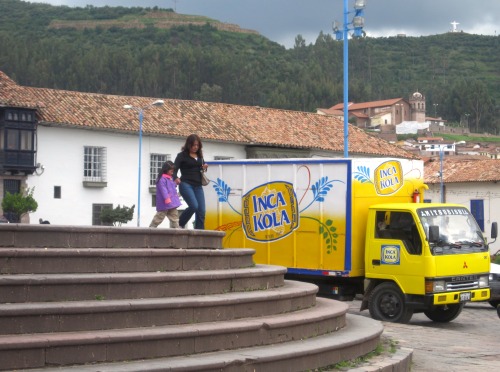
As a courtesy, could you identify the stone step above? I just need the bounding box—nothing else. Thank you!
[0,248,256,274]
[0,280,318,334]
[0,224,224,249]
[0,265,286,303]
[16,314,384,372]
[0,298,349,371]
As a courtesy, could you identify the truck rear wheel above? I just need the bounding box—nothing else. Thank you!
[368,282,413,323]
[424,303,464,322]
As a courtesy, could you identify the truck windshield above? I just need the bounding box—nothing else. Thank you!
[417,207,487,255]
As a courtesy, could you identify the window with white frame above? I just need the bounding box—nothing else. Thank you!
[150,153,171,186]
[84,146,107,182]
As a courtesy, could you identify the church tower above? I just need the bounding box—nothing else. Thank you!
[409,91,426,123]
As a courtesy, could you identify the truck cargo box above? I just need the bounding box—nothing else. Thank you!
[205,158,425,278]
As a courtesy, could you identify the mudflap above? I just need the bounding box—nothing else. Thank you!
[360,280,378,311]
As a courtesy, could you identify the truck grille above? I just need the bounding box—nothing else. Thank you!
[446,280,479,291]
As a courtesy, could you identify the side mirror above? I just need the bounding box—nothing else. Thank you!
[491,222,498,244]
[428,225,439,242]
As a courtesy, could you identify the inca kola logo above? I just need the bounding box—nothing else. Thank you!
[242,182,299,242]
[374,160,403,195]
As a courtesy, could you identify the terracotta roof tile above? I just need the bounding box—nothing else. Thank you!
[424,158,500,184]
[329,98,404,111]
[0,71,417,159]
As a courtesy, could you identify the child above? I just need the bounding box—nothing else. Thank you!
[149,161,181,228]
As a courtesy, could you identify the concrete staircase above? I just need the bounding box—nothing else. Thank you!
[0,224,384,371]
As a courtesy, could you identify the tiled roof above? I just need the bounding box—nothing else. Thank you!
[0,71,41,108]
[424,157,500,184]
[317,108,343,116]
[0,71,417,158]
[328,98,404,111]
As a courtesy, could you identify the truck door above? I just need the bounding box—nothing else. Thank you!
[366,210,425,295]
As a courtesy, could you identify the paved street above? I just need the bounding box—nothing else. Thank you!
[347,300,500,371]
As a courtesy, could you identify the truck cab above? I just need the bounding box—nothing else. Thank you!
[363,203,493,323]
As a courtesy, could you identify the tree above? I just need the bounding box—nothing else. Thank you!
[100,204,135,226]
[1,187,38,223]
[194,83,223,102]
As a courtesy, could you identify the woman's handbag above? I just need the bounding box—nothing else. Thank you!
[201,158,210,186]
[201,171,210,186]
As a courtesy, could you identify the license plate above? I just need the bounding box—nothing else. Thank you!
[459,292,471,302]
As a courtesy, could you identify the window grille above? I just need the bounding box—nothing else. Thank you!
[3,179,21,197]
[84,146,107,182]
[149,153,170,186]
[92,203,113,226]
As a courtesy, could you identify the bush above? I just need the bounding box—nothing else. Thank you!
[100,204,135,226]
[1,187,38,223]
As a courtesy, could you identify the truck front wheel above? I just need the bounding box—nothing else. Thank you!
[368,282,413,323]
[488,300,500,308]
[424,303,464,322]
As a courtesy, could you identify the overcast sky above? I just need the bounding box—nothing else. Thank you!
[29,0,500,48]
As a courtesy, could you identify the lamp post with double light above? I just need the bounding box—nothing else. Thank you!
[464,113,470,129]
[433,103,439,118]
[123,100,164,227]
[333,0,367,158]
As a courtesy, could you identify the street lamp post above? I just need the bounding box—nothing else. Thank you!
[123,100,164,227]
[333,0,367,158]
[439,147,445,203]
[433,103,439,117]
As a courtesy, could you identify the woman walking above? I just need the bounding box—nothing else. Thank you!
[173,134,208,229]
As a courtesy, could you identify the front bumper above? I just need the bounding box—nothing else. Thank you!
[431,288,490,305]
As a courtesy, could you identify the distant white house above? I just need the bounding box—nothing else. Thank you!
[396,121,430,135]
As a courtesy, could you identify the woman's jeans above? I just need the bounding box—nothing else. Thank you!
[179,182,206,229]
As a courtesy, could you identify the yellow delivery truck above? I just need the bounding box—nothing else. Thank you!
[204,158,497,323]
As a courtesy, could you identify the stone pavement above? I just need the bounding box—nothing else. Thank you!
[346,300,500,371]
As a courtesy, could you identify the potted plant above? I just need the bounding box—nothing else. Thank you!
[1,187,38,223]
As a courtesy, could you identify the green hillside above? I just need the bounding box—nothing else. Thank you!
[0,0,498,134]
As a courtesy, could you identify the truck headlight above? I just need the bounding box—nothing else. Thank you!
[433,280,446,292]
[426,280,446,293]
[478,275,489,288]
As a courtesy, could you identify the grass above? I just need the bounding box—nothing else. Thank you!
[440,133,500,143]
[309,337,400,371]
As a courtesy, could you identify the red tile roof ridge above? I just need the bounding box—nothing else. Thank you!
[329,97,405,110]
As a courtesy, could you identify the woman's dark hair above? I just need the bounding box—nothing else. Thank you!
[181,134,203,158]
[156,161,174,183]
